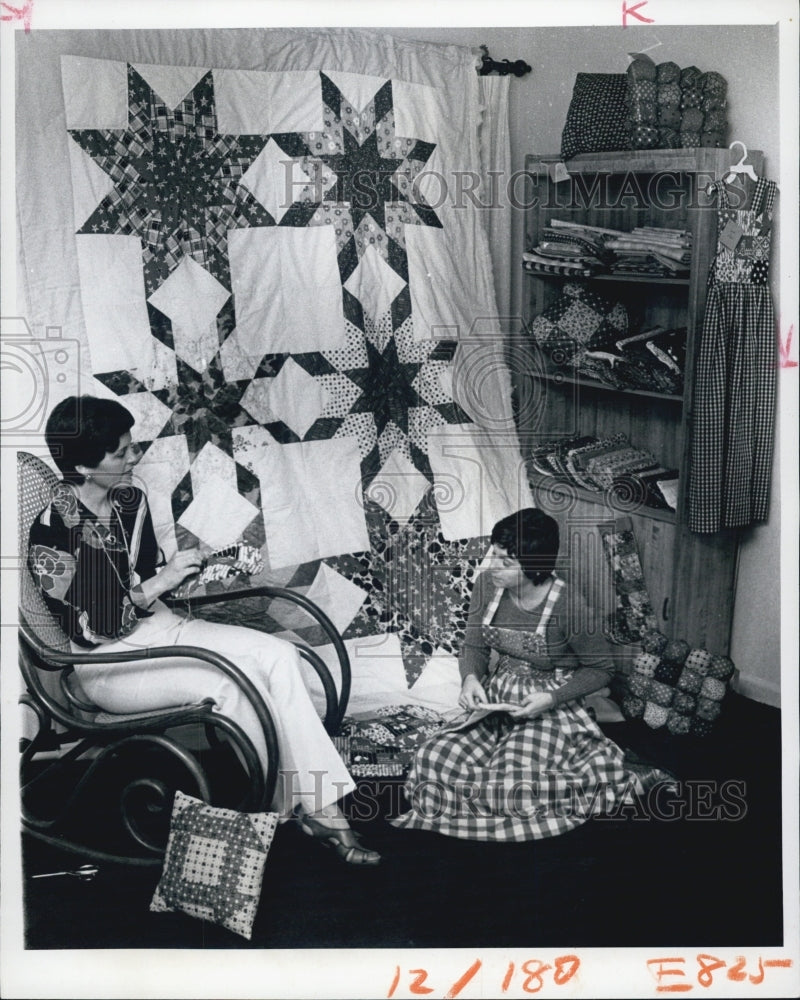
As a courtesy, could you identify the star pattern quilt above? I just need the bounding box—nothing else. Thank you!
[56,39,530,706]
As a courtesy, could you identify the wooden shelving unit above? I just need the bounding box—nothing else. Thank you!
[515,148,762,654]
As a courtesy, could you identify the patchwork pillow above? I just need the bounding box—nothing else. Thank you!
[621,631,735,737]
[150,791,279,940]
[528,282,630,367]
[561,73,630,160]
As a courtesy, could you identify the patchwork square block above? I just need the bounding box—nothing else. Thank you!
[150,791,279,940]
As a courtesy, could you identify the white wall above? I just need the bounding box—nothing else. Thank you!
[387,24,783,705]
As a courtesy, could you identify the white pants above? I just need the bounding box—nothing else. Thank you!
[74,602,355,817]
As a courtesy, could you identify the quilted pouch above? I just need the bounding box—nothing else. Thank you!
[560,73,630,160]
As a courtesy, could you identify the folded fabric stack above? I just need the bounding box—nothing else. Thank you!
[526,433,678,511]
[621,630,736,737]
[603,226,692,277]
[525,219,691,279]
[523,225,615,278]
[626,55,727,150]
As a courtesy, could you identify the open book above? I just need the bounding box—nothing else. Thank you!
[440,702,521,732]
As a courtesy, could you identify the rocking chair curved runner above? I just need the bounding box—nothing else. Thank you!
[18,450,352,866]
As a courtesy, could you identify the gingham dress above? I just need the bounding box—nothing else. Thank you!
[688,176,778,533]
[391,578,666,841]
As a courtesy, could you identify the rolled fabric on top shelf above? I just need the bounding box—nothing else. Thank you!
[625,55,728,149]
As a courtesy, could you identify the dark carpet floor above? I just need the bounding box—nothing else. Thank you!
[21,691,784,950]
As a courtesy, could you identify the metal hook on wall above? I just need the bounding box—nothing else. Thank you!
[477,45,532,77]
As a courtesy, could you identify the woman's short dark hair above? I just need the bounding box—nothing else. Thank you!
[45,395,134,484]
[490,507,560,585]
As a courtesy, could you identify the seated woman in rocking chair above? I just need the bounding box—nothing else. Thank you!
[28,394,379,866]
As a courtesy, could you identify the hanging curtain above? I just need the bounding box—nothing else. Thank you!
[477,74,513,317]
[16,27,532,712]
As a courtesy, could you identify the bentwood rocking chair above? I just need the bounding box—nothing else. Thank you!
[18,450,351,866]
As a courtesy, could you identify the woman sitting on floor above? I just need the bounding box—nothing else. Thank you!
[392,507,672,841]
[28,394,379,866]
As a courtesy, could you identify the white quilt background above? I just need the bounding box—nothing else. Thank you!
[17,28,532,712]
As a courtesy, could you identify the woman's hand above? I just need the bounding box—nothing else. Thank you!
[158,548,204,590]
[458,674,489,710]
[508,691,555,720]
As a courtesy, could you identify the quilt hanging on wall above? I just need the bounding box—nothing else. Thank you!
[57,33,531,710]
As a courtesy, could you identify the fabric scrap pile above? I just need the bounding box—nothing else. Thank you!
[626,55,728,150]
[621,630,736,737]
[333,705,446,777]
[578,325,687,395]
[526,433,679,512]
[524,219,691,279]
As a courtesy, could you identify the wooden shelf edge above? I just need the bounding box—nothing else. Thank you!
[522,267,690,286]
[525,368,684,403]
[525,148,763,175]
[525,472,677,524]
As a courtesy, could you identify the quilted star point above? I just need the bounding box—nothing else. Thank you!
[69,64,275,295]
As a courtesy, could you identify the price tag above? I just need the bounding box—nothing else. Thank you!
[719,219,744,251]
[550,161,571,183]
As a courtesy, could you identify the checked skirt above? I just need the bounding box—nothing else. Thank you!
[391,657,660,842]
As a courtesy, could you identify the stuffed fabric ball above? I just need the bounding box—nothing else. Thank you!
[696,696,722,721]
[684,649,712,675]
[658,105,682,127]
[681,86,703,109]
[629,674,651,699]
[673,690,697,714]
[654,659,682,685]
[631,124,660,148]
[700,676,727,701]
[622,695,645,719]
[643,702,670,729]
[707,655,735,681]
[633,652,660,677]
[641,630,668,655]
[701,131,724,148]
[658,82,682,106]
[704,108,727,131]
[677,667,703,694]
[680,107,705,133]
[690,716,714,737]
[628,56,657,82]
[657,61,681,84]
[680,65,703,88]
[667,710,692,736]
[663,639,691,666]
[649,680,676,708]
[702,71,727,101]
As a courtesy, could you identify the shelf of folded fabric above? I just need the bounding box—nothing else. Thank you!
[523,219,692,282]
[523,434,679,523]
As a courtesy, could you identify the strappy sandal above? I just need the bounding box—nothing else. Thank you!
[296,813,381,866]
